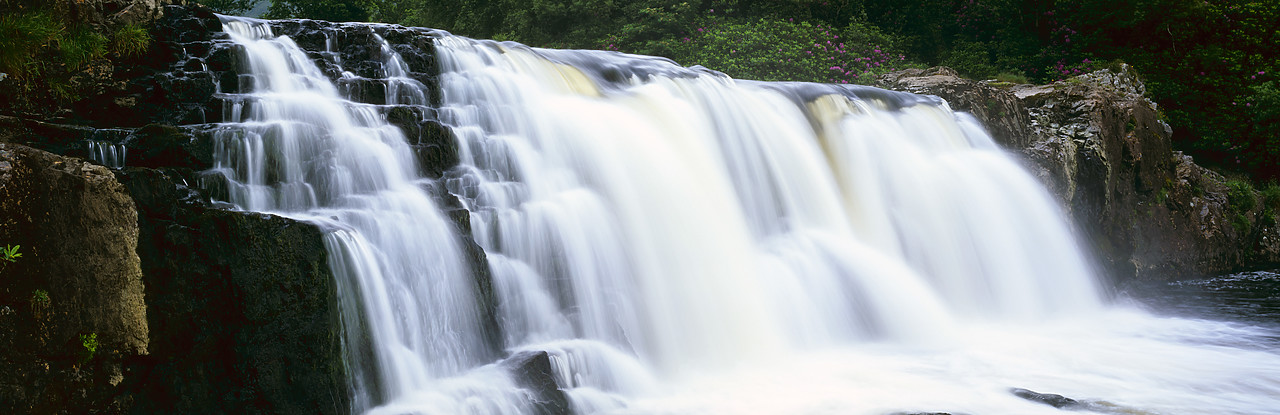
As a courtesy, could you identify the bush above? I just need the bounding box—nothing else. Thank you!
[1262,181,1280,211]
[995,71,1030,84]
[1225,178,1257,213]
[0,11,62,79]
[58,26,107,71]
[111,24,151,57]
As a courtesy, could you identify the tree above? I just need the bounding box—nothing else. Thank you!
[266,0,374,22]
[200,0,258,15]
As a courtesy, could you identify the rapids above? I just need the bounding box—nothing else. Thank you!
[208,16,1280,415]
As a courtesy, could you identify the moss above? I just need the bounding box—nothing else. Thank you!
[995,71,1029,84]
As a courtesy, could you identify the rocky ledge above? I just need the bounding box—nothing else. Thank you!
[880,66,1280,281]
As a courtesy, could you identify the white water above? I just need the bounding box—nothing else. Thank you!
[210,17,1280,415]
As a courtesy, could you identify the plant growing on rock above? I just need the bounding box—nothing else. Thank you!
[79,332,98,363]
[1,244,20,262]
[0,10,62,79]
[30,289,48,304]
[111,24,151,58]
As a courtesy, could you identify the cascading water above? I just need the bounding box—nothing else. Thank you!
[212,17,520,412]
[209,16,1280,415]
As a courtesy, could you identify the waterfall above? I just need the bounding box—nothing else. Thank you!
[87,140,128,169]
[213,18,514,412]
[209,16,1280,415]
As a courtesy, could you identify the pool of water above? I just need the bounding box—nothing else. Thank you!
[1119,269,1280,349]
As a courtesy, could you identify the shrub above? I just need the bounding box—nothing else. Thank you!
[111,24,151,57]
[58,26,107,71]
[995,71,1030,84]
[1262,181,1280,211]
[0,11,63,79]
[643,15,922,85]
[1225,179,1257,213]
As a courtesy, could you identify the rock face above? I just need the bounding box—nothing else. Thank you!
[878,67,1033,149]
[116,167,346,414]
[0,3,351,414]
[881,66,1280,281]
[1,4,487,414]
[0,143,149,413]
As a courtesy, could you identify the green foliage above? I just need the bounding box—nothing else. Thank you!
[0,4,124,112]
[1262,181,1280,210]
[0,11,62,79]
[1232,212,1252,234]
[79,332,98,363]
[58,26,107,71]
[267,0,374,22]
[995,72,1029,84]
[644,16,913,84]
[200,0,259,15]
[1226,178,1257,213]
[30,289,48,305]
[940,40,1002,79]
[1,244,20,263]
[111,24,151,57]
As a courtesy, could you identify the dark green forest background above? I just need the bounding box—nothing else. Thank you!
[32,0,1280,181]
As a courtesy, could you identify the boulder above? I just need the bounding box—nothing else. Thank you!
[504,351,572,415]
[115,167,348,415]
[0,143,149,413]
[1010,387,1083,409]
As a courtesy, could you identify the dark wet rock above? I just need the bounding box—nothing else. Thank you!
[504,351,572,415]
[0,143,149,414]
[115,167,348,415]
[1011,387,1083,409]
[0,116,100,158]
[123,123,214,170]
[384,105,458,178]
[337,77,389,104]
[881,65,1279,281]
